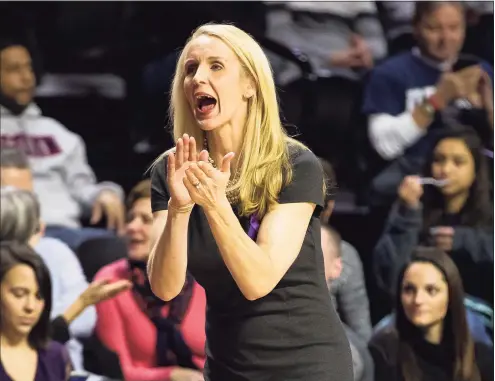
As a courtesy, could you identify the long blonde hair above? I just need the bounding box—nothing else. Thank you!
[154,23,315,218]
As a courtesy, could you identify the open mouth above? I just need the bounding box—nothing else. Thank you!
[128,238,145,246]
[195,94,217,113]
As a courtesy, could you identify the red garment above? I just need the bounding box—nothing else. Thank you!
[94,259,206,381]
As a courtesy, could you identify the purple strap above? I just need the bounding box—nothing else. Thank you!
[481,148,494,159]
[248,215,261,240]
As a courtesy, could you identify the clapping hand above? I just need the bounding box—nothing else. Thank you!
[183,152,235,211]
[435,65,483,108]
[167,134,209,209]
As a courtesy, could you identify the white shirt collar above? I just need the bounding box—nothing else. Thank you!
[412,47,456,72]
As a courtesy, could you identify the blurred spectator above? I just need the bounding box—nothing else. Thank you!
[377,1,494,62]
[373,126,493,304]
[265,1,387,85]
[321,224,374,381]
[362,1,494,207]
[0,185,131,380]
[321,224,373,343]
[95,180,206,381]
[0,39,126,250]
[375,1,416,55]
[319,158,372,342]
[369,247,493,381]
[0,241,72,381]
[319,157,338,223]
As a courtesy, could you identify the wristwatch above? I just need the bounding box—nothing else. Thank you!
[421,93,443,117]
[422,98,435,117]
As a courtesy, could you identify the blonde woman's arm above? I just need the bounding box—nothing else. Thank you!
[148,207,191,301]
[148,135,205,301]
[186,149,323,301]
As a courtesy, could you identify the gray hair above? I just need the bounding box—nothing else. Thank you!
[0,186,40,243]
[0,147,30,169]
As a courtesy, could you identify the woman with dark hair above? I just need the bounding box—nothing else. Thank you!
[369,247,493,381]
[0,241,71,381]
[373,126,493,303]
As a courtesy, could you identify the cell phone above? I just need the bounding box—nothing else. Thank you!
[453,56,480,72]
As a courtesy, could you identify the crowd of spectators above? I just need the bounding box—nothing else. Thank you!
[0,1,493,381]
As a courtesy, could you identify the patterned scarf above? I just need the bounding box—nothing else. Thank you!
[128,259,197,369]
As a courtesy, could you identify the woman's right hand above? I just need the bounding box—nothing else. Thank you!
[170,367,204,381]
[167,134,209,208]
[63,278,131,324]
[398,175,424,209]
[80,278,132,307]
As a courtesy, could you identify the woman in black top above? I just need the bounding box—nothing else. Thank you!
[369,247,493,381]
[148,23,353,381]
[373,126,493,302]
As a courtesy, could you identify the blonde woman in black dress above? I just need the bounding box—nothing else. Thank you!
[148,23,353,381]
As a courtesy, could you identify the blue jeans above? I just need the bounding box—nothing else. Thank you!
[45,226,114,252]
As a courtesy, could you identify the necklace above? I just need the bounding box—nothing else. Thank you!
[204,136,240,205]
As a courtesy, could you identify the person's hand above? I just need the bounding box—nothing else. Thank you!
[167,134,209,209]
[183,152,235,211]
[435,66,483,108]
[170,368,204,381]
[398,176,424,208]
[329,48,366,69]
[80,279,132,307]
[479,71,494,114]
[430,226,455,252]
[350,34,374,69]
[91,190,125,234]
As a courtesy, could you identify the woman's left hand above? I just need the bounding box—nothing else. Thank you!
[183,152,235,211]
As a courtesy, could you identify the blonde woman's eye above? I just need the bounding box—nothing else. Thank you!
[185,65,197,75]
[211,63,223,71]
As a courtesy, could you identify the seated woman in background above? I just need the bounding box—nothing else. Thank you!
[95,180,206,381]
[0,241,71,381]
[369,247,493,381]
[373,126,493,303]
[0,186,131,375]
